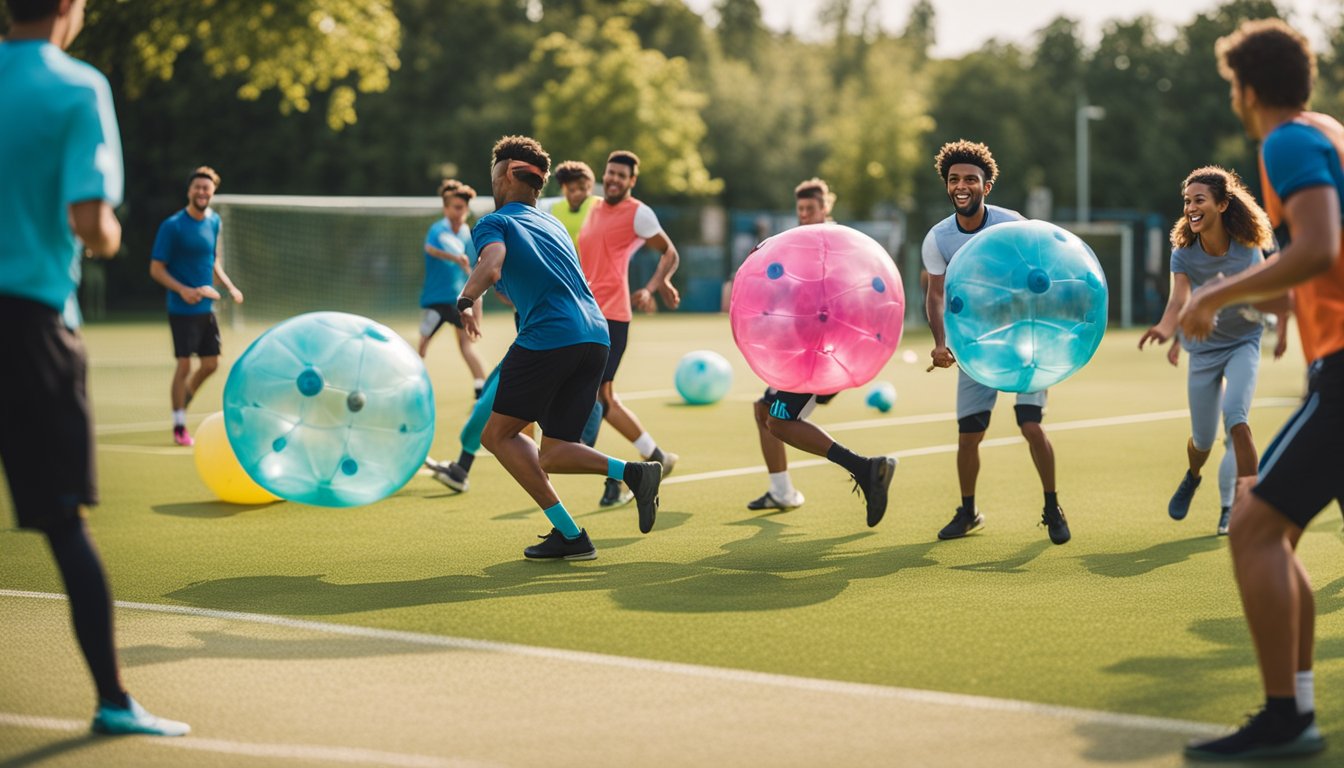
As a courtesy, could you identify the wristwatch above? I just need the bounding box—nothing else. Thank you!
[456,296,476,313]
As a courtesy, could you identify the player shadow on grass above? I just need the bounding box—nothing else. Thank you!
[1068,720,1208,764]
[1099,574,1344,717]
[152,500,277,518]
[118,629,444,669]
[1077,535,1223,578]
[949,539,1053,574]
[163,517,939,617]
[0,734,102,768]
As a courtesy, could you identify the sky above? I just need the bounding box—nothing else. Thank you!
[682,0,1331,59]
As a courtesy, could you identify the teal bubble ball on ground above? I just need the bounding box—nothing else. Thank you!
[865,381,896,413]
[944,220,1108,393]
[674,350,733,405]
[223,312,435,507]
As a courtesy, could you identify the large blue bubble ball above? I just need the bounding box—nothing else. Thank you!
[944,220,1108,393]
[223,312,435,507]
[674,350,733,405]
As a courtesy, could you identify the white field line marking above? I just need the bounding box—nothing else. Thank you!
[0,713,494,768]
[663,397,1300,486]
[1,590,1224,739]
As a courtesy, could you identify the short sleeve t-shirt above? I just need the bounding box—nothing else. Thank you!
[921,205,1025,275]
[472,202,609,351]
[549,196,596,248]
[151,209,221,316]
[1170,239,1265,353]
[0,40,123,328]
[420,219,476,307]
[576,197,664,322]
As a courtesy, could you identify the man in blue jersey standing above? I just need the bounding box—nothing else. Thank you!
[148,165,242,446]
[0,0,188,736]
[417,178,487,398]
[457,135,663,559]
[923,140,1070,545]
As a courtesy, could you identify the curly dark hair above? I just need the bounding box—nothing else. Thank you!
[1216,19,1315,110]
[437,178,476,202]
[607,150,640,174]
[933,140,998,185]
[554,160,595,186]
[1169,166,1274,251]
[491,135,551,191]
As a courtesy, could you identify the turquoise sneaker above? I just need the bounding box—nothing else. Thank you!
[92,697,190,737]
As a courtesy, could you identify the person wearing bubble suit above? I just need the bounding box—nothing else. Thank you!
[1178,20,1344,761]
[0,0,188,737]
[456,136,663,560]
[922,140,1070,545]
[1138,166,1288,537]
[148,165,243,447]
[746,178,843,512]
[416,179,488,400]
[577,150,681,508]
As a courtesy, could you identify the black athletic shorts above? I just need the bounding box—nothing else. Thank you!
[761,389,835,421]
[419,303,464,339]
[1255,348,1344,528]
[601,319,629,383]
[169,312,221,358]
[0,296,96,529]
[495,342,609,442]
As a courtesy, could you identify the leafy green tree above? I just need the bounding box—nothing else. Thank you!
[714,0,766,62]
[515,16,722,196]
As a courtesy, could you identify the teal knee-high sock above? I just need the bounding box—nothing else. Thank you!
[543,502,581,539]
[606,457,626,480]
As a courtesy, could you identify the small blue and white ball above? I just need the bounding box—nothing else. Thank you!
[674,350,733,405]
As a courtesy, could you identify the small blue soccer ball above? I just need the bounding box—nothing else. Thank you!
[674,350,733,405]
[865,381,896,413]
[944,220,1107,393]
[223,312,435,507]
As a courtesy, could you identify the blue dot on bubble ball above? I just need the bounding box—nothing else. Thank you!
[943,220,1108,393]
[767,263,784,279]
[223,312,435,507]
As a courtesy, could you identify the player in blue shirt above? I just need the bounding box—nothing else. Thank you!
[1179,19,1344,761]
[922,140,1070,545]
[417,179,487,399]
[455,135,663,560]
[148,166,242,446]
[0,0,187,737]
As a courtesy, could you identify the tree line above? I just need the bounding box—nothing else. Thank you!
[3,0,1341,312]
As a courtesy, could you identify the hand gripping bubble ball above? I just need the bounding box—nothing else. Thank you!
[943,220,1108,393]
[730,224,904,395]
[674,350,733,405]
[223,312,435,507]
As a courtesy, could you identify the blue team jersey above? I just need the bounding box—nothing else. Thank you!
[151,209,221,316]
[472,202,609,351]
[1170,239,1265,353]
[420,218,476,307]
[921,204,1025,274]
[1263,122,1344,204]
[0,41,123,328]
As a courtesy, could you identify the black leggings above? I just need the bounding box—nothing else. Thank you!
[43,519,127,708]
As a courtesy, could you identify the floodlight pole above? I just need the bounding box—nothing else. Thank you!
[1076,94,1105,223]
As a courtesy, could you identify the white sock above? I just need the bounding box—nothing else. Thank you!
[1296,670,1315,714]
[172,410,186,428]
[769,471,794,498]
[472,378,484,389]
[633,432,657,458]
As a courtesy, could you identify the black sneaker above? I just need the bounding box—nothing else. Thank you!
[1042,505,1071,544]
[649,448,678,477]
[938,506,984,540]
[850,456,896,528]
[1184,707,1324,761]
[598,477,634,507]
[523,528,597,561]
[747,489,805,511]
[1168,470,1201,520]
[623,461,662,533]
[431,461,469,493]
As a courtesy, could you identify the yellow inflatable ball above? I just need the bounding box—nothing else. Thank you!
[193,412,280,504]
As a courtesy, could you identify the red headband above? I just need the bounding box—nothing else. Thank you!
[508,160,545,180]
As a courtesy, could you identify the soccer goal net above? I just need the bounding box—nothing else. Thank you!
[210,194,496,328]
[1060,221,1135,328]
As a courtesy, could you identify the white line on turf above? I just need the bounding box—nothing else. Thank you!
[0,590,1224,739]
[0,712,495,768]
[663,397,1301,486]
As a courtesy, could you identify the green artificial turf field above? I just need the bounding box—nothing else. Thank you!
[1,313,1338,767]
